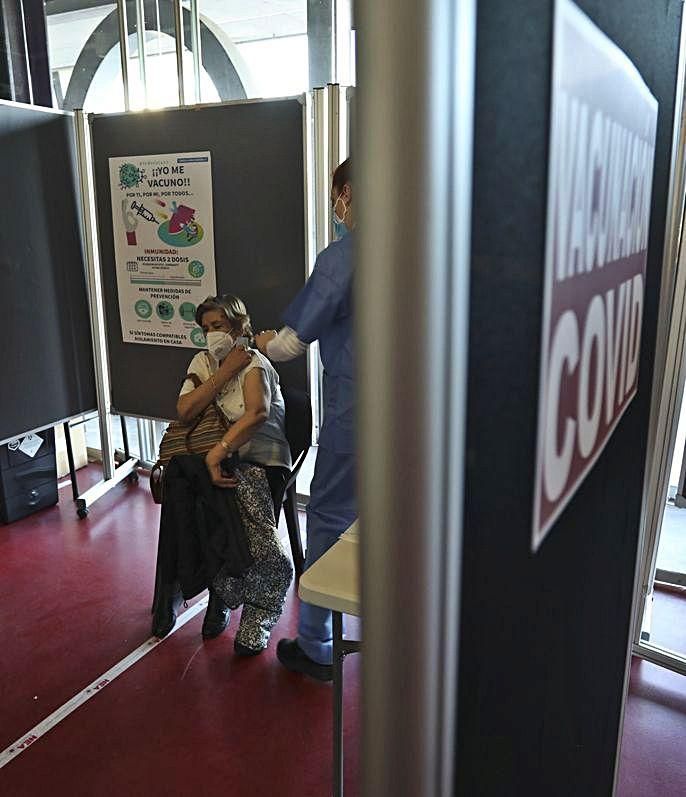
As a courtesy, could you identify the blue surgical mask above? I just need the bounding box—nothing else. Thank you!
[333,218,348,240]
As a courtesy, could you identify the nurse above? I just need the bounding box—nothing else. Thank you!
[255,157,355,681]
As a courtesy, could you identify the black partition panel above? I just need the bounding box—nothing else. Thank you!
[91,99,307,420]
[0,103,96,443]
[457,2,681,794]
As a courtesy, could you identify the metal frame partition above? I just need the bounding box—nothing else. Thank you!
[0,96,139,518]
[625,2,686,679]
[73,108,140,517]
[20,86,333,519]
[107,0,205,466]
[116,0,193,110]
[357,0,475,795]
[308,82,351,444]
[75,91,319,477]
[63,0,349,499]
[614,9,686,788]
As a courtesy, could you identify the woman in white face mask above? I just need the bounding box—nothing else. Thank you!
[154,294,293,655]
[180,295,292,486]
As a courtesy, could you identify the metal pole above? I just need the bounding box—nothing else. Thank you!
[173,0,185,106]
[136,417,147,461]
[310,87,329,442]
[302,92,316,279]
[357,0,475,795]
[190,0,202,103]
[116,0,131,110]
[74,110,116,481]
[307,0,333,89]
[147,418,157,460]
[332,0,338,82]
[63,422,79,502]
[135,0,147,107]
[120,416,130,462]
[340,87,352,160]
[328,82,341,206]
[302,92,321,444]
[313,86,330,252]
[332,610,344,797]
[17,0,34,104]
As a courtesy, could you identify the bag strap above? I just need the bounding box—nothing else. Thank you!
[179,353,231,445]
[177,368,207,443]
[182,372,203,390]
[181,352,213,390]
[203,351,231,430]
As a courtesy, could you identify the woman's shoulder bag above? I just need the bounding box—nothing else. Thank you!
[149,355,230,503]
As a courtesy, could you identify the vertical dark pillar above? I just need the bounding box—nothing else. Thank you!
[307,0,333,89]
[23,0,52,106]
[0,0,52,105]
[0,0,31,101]
[457,1,682,795]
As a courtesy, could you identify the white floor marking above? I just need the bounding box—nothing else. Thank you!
[0,597,209,770]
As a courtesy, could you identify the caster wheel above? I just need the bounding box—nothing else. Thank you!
[77,507,89,519]
[127,472,139,484]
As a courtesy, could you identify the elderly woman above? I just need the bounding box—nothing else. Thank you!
[152,294,293,656]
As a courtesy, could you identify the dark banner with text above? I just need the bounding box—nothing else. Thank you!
[533,0,658,550]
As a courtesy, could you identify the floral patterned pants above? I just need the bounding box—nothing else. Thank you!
[212,464,293,651]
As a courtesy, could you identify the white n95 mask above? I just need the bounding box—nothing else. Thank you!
[206,331,234,360]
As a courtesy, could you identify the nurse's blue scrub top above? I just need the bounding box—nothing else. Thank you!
[282,233,354,454]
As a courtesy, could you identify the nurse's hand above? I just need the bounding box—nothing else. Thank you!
[205,445,238,488]
[255,330,277,355]
[218,344,252,378]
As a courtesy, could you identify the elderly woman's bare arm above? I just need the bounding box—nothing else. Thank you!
[205,368,270,487]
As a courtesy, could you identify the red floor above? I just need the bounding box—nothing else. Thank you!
[617,658,686,796]
[649,587,686,654]
[2,467,685,796]
[0,466,360,796]
[616,587,686,797]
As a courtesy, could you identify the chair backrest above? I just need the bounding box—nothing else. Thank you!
[281,386,312,473]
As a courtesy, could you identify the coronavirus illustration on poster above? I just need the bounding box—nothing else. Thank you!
[109,152,217,348]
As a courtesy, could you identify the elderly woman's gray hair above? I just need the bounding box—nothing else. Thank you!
[195,294,252,335]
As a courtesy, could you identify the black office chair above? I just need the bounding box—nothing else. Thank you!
[279,386,312,578]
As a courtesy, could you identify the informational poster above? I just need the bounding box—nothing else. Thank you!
[108,151,217,348]
[532,0,658,550]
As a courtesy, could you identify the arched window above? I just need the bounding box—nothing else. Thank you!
[45,1,315,112]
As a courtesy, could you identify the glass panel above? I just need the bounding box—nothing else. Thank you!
[130,27,180,109]
[45,2,125,112]
[180,0,198,103]
[123,1,222,109]
[84,415,142,460]
[83,43,127,112]
[335,0,354,86]
[639,390,686,660]
[199,0,307,100]
[130,0,180,110]
[237,36,308,98]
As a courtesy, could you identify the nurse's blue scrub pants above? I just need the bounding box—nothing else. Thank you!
[297,445,357,665]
